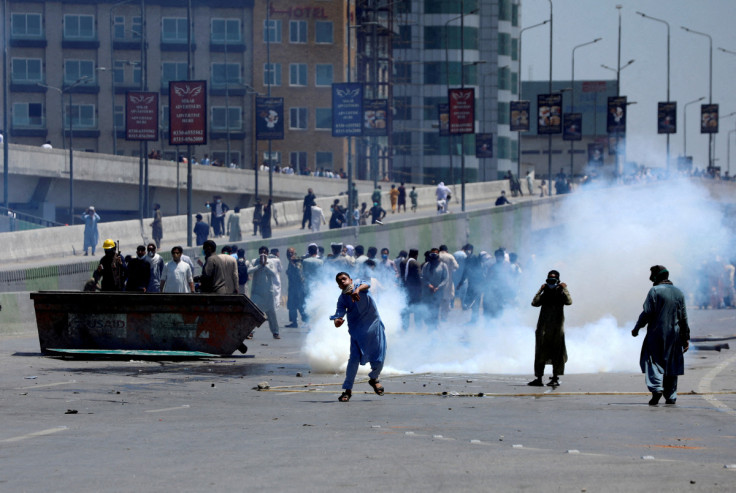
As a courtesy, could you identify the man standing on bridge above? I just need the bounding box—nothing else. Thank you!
[302,188,316,229]
[82,206,100,256]
[632,265,690,406]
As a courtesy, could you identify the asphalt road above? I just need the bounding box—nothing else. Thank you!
[1,306,735,492]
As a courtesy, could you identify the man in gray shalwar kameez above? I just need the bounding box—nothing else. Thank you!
[632,265,690,405]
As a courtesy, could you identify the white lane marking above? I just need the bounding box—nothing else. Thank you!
[1,426,68,443]
[19,380,77,390]
[144,404,191,413]
[697,352,736,417]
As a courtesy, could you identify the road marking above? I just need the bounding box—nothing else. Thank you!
[19,380,77,390]
[144,404,190,413]
[697,352,736,417]
[1,426,68,443]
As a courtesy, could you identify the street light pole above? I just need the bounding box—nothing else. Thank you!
[636,12,670,171]
[728,126,736,177]
[682,26,713,169]
[683,96,705,158]
[570,38,601,176]
[3,0,9,209]
[517,20,549,181]
[547,0,553,190]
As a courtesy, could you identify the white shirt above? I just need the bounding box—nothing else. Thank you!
[161,260,193,293]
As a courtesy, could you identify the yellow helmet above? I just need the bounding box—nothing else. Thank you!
[102,239,116,250]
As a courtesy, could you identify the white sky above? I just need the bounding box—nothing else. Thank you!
[521,0,736,172]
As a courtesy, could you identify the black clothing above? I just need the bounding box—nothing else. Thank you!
[126,257,150,292]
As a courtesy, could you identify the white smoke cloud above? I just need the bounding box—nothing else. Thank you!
[302,178,730,376]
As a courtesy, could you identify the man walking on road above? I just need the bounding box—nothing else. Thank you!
[632,265,691,406]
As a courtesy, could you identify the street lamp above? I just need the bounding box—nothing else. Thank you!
[444,3,478,211]
[38,72,104,224]
[547,0,553,188]
[570,37,601,176]
[681,26,713,169]
[728,126,736,177]
[637,11,671,171]
[683,96,705,157]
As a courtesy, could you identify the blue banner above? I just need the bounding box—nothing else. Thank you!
[255,97,284,141]
[332,83,364,137]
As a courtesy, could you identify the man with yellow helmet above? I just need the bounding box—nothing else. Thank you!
[94,239,127,291]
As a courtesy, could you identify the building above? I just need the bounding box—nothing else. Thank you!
[251,0,350,175]
[4,0,256,166]
[390,0,520,184]
[520,79,618,178]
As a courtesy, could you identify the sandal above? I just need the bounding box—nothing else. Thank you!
[338,390,352,402]
[368,379,385,396]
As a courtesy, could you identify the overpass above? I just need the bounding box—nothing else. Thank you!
[0,143,382,224]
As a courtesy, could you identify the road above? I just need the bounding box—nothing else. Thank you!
[1,303,735,492]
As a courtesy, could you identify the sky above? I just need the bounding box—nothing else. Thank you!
[520,0,736,173]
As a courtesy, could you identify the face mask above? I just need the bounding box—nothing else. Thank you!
[381,254,388,260]
[546,278,559,288]
[429,253,439,261]
[137,252,145,259]
[148,251,155,257]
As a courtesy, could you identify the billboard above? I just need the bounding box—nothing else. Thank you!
[255,97,284,140]
[168,80,207,146]
[332,82,364,137]
[607,96,627,134]
[438,103,450,136]
[537,93,562,134]
[363,99,388,137]
[657,102,677,134]
[448,88,475,134]
[701,104,719,134]
[510,101,530,132]
[475,133,493,158]
[562,113,582,141]
[125,91,159,141]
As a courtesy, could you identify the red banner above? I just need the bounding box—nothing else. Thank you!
[448,88,475,135]
[169,80,207,146]
[125,91,159,141]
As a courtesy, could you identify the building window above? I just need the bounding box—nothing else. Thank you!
[512,3,519,27]
[113,16,141,40]
[11,58,43,83]
[289,107,308,130]
[64,14,95,40]
[13,102,44,127]
[315,21,333,43]
[498,66,510,91]
[161,62,188,86]
[213,151,241,167]
[511,38,518,61]
[114,60,141,86]
[290,151,308,171]
[211,19,241,42]
[211,107,242,130]
[315,151,333,168]
[289,63,307,86]
[499,0,511,21]
[11,13,43,38]
[393,96,412,120]
[315,108,332,130]
[511,72,518,95]
[262,151,281,167]
[264,19,282,43]
[498,102,510,124]
[264,63,282,86]
[66,104,96,128]
[315,64,333,86]
[64,60,95,85]
[162,17,188,43]
[114,105,124,128]
[290,20,307,43]
[498,32,510,56]
[498,136,510,159]
[212,63,241,86]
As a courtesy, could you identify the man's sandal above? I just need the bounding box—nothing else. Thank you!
[368,379,385,396]
[338,390,352,402]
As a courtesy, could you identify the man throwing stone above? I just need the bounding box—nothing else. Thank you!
[331,272,387,402]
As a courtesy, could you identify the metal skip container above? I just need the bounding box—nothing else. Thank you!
[30,292,266,356]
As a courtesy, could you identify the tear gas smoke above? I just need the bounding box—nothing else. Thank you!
[302,178,730,376]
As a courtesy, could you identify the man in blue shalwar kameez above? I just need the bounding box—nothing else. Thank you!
[331,272,387,402]
[632,265,691,406]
